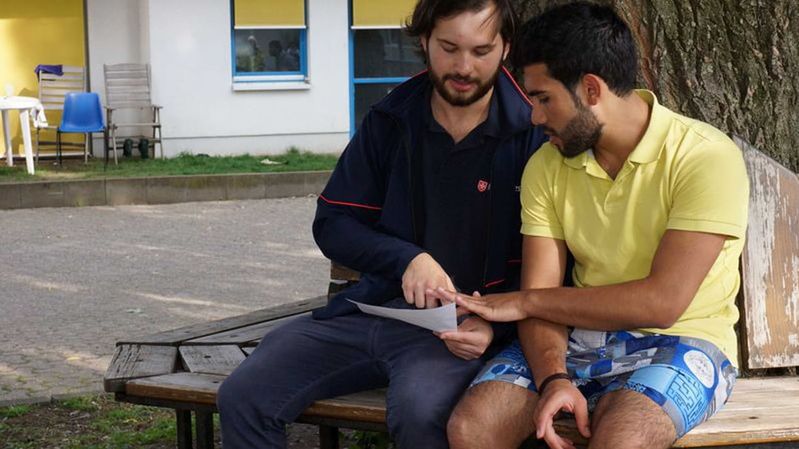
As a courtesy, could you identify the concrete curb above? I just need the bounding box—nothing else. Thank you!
[0,389,106,407]
[0,170,332,210]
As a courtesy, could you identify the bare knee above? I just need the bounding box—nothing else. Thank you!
[447,382,536,449]
[589,389,676,449]
[447,400,484,449]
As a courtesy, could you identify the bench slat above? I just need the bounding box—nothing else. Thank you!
[118,296,327,345]
[104,344,177,392]
[119,373,799,447]
[302,389,387,424]
[184,313,305,344]
[179,345,246,376]
[126,372,223,405]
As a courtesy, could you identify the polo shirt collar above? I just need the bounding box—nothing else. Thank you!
[628,89,670,164]
[562,151,590,169]
[562,89,668,170]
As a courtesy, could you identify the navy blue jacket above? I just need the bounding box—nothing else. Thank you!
[312,68,546,319]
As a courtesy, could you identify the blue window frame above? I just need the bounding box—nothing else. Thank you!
[349,19,425,134]
[231,1,308,83]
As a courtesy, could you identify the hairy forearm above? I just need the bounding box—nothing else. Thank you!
[518,277,681,331]
[518,318,569,385]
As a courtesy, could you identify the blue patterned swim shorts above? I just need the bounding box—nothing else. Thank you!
[470,330,737,437]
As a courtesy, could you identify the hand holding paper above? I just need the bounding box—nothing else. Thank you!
[347,299,458,332]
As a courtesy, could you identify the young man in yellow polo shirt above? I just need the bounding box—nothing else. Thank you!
[436,3,749,449]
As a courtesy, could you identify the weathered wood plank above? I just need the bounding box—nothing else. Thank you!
[301,389,387,424]
[103,344,177,392]
[119,374,799,447]
[126,372,224,405]
[118,296,327,345]
[179,345,246,376]
[184,313,306,345]
[242,347,256,355]
[738,137,799,369]
[330,262,360,282]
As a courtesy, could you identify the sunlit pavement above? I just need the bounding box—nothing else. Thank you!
[0,196,328,405]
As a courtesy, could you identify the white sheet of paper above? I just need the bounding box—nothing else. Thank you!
[347,299,457,332]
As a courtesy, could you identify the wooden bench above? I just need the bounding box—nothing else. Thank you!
[104,138,799,449]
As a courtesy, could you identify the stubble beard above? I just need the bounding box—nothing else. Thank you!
[427,57,501,108]
[552,100,604,158]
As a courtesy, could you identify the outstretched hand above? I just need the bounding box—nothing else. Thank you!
[435,287,529,322]
[534,380,591,449]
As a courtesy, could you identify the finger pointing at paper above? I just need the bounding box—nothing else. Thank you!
[435,287,530,322]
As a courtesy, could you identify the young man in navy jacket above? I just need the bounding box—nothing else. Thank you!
[218,1,546,447]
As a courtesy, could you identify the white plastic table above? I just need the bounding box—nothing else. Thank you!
[0,96,42,175]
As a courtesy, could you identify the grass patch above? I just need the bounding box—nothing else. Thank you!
[0,394,371,449]
[0,405,31,419]
[59,396,99,412]
[0,148,338,183]
[0,394,185,449]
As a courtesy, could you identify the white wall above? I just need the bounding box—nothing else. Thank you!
[86,0,144,92]
[144,0,351,156]
[86,0,148,154]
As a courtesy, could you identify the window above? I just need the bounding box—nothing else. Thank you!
[232,0,307,83]
[350,0,422,132]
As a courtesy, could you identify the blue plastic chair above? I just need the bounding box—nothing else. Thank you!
[57,92,107,165]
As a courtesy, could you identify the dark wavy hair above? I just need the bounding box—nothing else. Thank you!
[511,2,638,96]
[405,0,517,62]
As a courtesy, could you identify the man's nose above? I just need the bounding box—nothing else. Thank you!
[453,52,474,76]
[531,106,546,126]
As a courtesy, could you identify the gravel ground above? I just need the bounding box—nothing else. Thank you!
[0,197,328,405]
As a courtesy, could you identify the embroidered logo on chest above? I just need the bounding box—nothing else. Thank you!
[477,180,490,192]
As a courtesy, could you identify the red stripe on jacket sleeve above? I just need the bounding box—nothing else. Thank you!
[319,194,382,211]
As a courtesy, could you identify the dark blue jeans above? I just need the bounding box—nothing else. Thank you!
[217,304,491,449]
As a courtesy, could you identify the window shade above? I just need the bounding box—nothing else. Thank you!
[352,0,416,29]
[234,0,306,29]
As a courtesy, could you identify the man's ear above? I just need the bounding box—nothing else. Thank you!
[420,36,428,53]
[581,74,603,106]
[502,41,511,62]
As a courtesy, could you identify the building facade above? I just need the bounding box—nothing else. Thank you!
[1,0,420,157]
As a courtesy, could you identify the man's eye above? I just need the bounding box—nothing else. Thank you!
[443,46,456,53]
[538,97,550,105]
[474,48,491,56]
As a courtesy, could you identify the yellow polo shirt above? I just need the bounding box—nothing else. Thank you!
[520,90,749,364]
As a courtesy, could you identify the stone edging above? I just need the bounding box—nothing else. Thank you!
[0,171,332,210]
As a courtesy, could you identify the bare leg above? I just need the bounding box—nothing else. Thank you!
[588,389,676,449]
[448,381,538,449]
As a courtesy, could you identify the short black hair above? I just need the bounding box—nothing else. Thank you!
[405,0,517,46]
[511,2,638,96]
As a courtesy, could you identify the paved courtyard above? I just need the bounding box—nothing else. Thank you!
[0,196,328,405]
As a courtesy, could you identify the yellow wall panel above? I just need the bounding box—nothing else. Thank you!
[352,0,416,28]
[234,0,306,28]
[0,0,85,156]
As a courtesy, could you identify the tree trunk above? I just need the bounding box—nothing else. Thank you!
[511,0,799,172]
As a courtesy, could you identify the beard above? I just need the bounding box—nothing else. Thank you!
[548,100,603,158]
[427,58,501,107]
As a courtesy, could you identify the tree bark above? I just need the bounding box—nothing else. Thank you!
[511,0,799,172]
